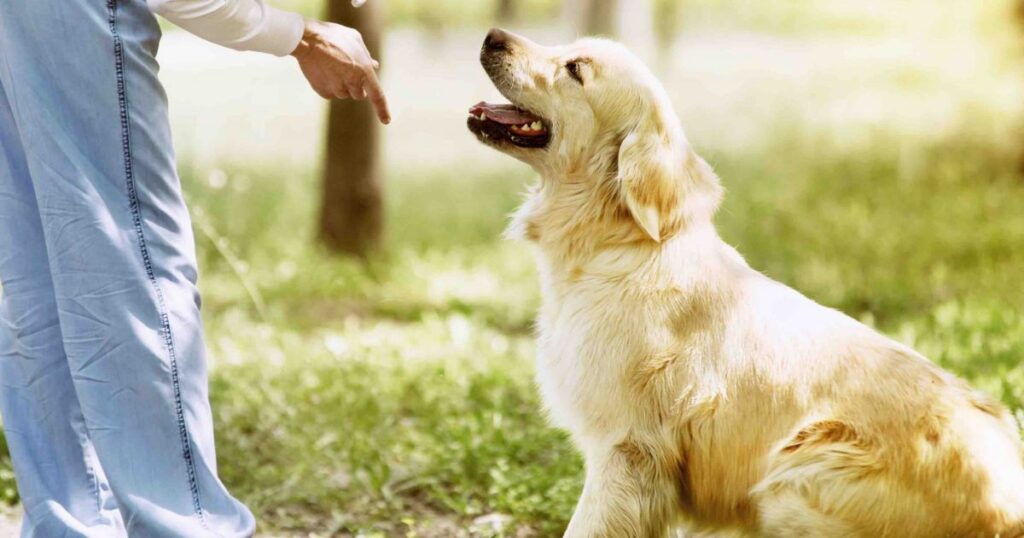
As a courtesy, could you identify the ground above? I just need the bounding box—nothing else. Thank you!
[0,2,1022,536]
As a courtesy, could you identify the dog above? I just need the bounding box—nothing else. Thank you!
[466,29,1024,537]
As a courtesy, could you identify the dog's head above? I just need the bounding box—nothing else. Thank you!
[468,29,721,246]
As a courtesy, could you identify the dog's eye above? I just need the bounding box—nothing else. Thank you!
[565,60,584,84]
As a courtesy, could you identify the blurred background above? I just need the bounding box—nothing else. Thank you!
[3,0,1024,536]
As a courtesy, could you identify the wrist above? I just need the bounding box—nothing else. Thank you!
[291,20,320,59]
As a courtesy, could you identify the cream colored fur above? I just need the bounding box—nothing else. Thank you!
[472,30,1024,537]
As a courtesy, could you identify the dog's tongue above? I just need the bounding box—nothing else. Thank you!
[470,102,540,125]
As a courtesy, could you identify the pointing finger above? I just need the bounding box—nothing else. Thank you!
[362,68,390,124]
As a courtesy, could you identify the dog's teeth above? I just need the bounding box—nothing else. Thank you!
[477,113,486,120]
[532,121,542,130]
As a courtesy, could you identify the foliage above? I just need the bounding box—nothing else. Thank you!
[271,0,1018,40]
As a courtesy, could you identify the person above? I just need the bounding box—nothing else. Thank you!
[0,0,388,535]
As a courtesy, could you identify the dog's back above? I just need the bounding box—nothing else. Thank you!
[668,273,1024,536]
[747,342,1024,537]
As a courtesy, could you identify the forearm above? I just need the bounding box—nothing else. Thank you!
[148,0,303,56]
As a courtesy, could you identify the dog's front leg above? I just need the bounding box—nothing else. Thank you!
[564,442,676,538]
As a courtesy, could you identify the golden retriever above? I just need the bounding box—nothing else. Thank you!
[466,29,1024,537]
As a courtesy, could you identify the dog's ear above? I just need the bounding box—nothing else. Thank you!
[616,116,684,243]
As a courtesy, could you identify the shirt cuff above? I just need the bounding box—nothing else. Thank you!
[248,6,305,57]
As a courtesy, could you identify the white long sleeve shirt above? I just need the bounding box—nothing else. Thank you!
[149,0,305,57]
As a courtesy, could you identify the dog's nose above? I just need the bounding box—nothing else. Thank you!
[484,28,510,53]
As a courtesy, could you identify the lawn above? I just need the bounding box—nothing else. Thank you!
[1,1,1023,536]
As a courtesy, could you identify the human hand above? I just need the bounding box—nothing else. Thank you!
[291,19,391,124]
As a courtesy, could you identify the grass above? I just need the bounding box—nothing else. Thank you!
[163,111,1024,536]
[190,163,573,535]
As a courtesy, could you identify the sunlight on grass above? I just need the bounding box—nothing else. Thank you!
[206,313,579,535]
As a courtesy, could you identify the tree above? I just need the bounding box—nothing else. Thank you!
[563,0,616,35]
[615,0,655,63]
[320,0,383,256]
[563,0,655,63]
[585,0,618,35]
[654,0,683,53]
[497,0,518,24]
[1018,0,1024,175]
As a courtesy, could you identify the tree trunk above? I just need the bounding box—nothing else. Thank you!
[616,0,655,64]
[1019,0,1024,176]
[497,0,517,23]
[655,0,683,51]
[563,0,656,64]
[586,0,617,35]
[562,0,616,36]
[320,0,383,256]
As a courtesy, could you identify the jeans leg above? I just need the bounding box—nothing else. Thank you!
[0,77,126,538]
[0,1,255,536]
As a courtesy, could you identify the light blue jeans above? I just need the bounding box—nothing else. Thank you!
[0,1,256,536]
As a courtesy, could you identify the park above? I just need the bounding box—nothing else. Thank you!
[0,0,1022,536]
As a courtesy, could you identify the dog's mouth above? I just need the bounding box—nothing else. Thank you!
[467,102,550,149]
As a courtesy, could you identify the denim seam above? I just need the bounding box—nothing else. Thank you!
[105,0,207,527]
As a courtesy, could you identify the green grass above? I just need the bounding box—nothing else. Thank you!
[156,112,1024,535]
[187,164,573,535]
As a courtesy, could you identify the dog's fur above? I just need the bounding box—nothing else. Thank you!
[470,30,1024,537]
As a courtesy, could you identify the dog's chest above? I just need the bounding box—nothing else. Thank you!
[534,281,666,437]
